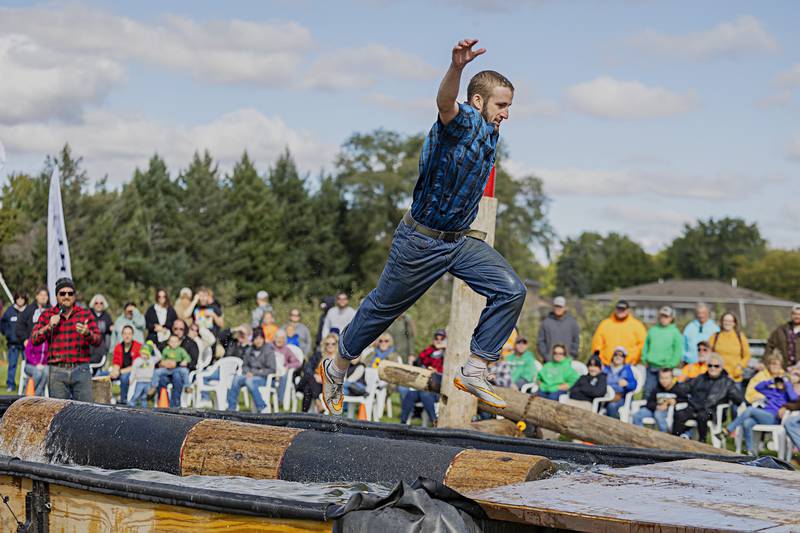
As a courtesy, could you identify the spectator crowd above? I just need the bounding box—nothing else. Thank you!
[2,280,800,464]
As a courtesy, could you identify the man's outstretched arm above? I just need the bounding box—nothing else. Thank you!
[437,38,485,125]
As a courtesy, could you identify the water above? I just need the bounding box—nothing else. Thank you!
[66,464,394,505]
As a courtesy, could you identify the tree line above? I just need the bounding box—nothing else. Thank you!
[0,129,796,310]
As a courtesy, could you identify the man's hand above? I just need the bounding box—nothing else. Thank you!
[558,383,569,391]
[451,39,486,70]
[75,320,90,336]
[437,38,486,125]
[619,378,628,388]
[49,314,61,329]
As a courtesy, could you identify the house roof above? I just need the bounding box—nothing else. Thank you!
[587,279,797,307]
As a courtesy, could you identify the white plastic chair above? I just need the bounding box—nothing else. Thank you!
[89,354,107,375]
[734,403,792,459]
[571,360,588,376]
[343,368,380,420]
[618,365,647,423]
[194,357,243,410]
[593,386,617,415]
[17,360,27,395]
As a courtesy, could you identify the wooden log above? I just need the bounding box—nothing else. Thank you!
[0,398,555,492]
[379,361,738,456]
[439,196,498,428]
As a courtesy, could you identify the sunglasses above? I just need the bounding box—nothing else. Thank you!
[708,364,722,368]
[324,342,337,346]
[698,347,710,352]
[58,290,75,297]
[378,340,390,344]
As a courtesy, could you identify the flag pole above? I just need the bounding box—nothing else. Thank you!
[0,272,13,304]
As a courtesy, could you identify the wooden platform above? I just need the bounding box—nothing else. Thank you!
[470,459,800,532]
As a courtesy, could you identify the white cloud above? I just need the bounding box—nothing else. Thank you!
[0,34,125,124]
[367,93,435,117]
[629,15,779,61]
[597,205,694,251]
[566,77,697,119]
[0,5,313,86]
[303,44,438,90]
[0,109,337,184]
[505,160,786,200]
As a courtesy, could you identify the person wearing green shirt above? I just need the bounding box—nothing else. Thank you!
[537,344,580,400]
[147,334,191,407]
[642,306,683,399]
[506,337,537,389]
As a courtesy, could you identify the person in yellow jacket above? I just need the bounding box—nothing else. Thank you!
[745,351,784,404]
[677,341,710,382]
[591,300,647,365]
[708,312,750,383]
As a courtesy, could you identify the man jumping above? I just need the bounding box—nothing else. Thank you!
[320,38,525,413]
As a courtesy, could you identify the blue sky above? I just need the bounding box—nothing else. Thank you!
[0,1,798,256]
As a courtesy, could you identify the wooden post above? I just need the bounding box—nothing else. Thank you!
[439,195,499,428]
[379,361,738,456]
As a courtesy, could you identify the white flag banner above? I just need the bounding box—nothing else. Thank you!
[47,169,72,303]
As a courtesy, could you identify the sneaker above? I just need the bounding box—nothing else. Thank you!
[319,358,344,416]
[453,367,507,409]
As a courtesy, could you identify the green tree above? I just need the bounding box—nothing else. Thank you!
[738,249,800,302]
[176,151,227,288]
[304,176,353,295]
[663,217,766,280]
[221,152,286,299]
[335,130,423,285]
[556,232,655,296]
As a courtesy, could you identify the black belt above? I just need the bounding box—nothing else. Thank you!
[51,362,88,369]
[402,212,486,243]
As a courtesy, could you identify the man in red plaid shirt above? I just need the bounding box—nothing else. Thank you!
[31,278,101,401]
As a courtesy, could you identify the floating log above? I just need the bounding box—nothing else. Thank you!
[378,361,738,456]
[0,397,555,492]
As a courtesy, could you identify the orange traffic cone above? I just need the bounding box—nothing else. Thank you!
[157,387,169,408]
[357,403,368,421]
[25,377,35,397]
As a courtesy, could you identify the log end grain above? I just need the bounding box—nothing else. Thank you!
[0,397,69,461]
[443,449,555,494]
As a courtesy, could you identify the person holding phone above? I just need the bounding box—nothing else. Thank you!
[30,278,101,401]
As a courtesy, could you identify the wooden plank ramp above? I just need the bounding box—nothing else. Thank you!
[469,459,800,532]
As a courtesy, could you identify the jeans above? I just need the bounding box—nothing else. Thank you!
[538,390,566,401]
[6,344,22,389]
[400,389,438,424]
[785,416,800,452]
[119,373,131,403]
[632,407,669,432]
[605,398,625,419]
[23,364,49,396]
[339,221,525,363]
[151,367,185,408]
[48,364,93,402]
[643,367,661,400]
[727,406,779,455]
[128,382,150,407]
[227,375,268,412]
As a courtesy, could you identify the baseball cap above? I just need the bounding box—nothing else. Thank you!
[658,306,674,317]
[257,290,269,300]
[434,329,447,338]
[612,346,628,357]
[553,296,566,307]
[616,300,629,310]
[793,304,800,312]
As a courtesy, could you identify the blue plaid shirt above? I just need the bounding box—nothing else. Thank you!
[410,102,498,231]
